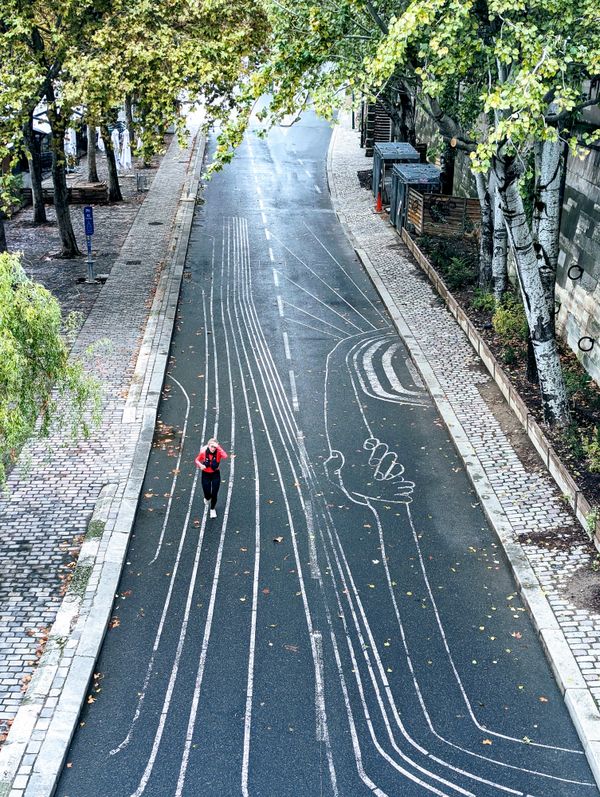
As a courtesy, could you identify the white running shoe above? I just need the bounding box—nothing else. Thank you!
[210,509,217,519]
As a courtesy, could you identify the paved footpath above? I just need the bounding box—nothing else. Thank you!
[328,112,600,783]
[0,115,205,795]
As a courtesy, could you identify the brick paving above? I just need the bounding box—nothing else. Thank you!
[329,114,600,709]
[0,130,197,739]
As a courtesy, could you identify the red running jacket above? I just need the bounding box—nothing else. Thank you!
[195,444,228,473]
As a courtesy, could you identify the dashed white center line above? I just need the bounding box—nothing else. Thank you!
[298,158,304,165]
[273,269,279,287]
[282,331,291,360]
[261,212,268,225]
[314,184,322,194]
[289,369,300,412]
[258,199,265,210]
[265,229,271,241]
[268,247,274,262]
[277,295,284,317]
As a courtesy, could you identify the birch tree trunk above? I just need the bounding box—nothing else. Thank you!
[534,138,565,337]
[87,124,99,183]
[491,182,507,300]
[475,172,493,289]
[494,152,569,426]
[101,125,123,203]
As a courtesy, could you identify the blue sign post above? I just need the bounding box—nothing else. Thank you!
[83,206,95,283]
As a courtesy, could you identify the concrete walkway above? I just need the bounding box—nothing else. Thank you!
[327,112,600,785]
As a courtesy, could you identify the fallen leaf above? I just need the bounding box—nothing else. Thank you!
[273,536,284,544]
[482,739,492,745]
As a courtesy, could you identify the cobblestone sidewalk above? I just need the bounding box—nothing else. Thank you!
[328,113,600,784]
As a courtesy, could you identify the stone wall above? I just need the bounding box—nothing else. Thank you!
[414,109,600,385]
[556,146,600,384]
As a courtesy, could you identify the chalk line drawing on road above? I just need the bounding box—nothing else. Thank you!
[127,221,233,797]
[301,219,390,328]
[269,228,378,331]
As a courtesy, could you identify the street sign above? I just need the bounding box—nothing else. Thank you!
[83,205,94,236]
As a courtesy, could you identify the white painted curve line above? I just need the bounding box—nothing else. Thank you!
[272,269,279,287]
[289,369,300,412]
[404,504,584,757]
[147,374,191,565]
[268,247,274,262]
[302,221,389,327]
[284,316,344,341]
[282,331,291,360]
[232,217,339,795]
[274,268,364,332]
[369,508,571,790]
[281,298,350,336]
[174,221,240,797]
[277,295,284,317]
[268,231,377,331]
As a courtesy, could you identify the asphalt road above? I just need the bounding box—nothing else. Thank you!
[56,111,597,797]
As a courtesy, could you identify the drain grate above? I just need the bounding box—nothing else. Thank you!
[126,259,142,265]
[148,221,164,226]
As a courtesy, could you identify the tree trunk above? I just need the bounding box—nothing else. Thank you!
[475,172,493,290]
[533,138,565,338]
[0,218,7,253]
[101,125,123,203]
[491,182,508,300]
[494,153,569,426]
[440,143,456,195]
[87,124,99,183]
[23,113,47,224]
[125,94,135,140]
[46,92,80,258]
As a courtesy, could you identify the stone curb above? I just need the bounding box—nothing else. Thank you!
[0,128,206,797]
[326,123,600,789]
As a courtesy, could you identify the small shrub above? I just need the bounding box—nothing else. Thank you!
[563,423,585,459]
[582,427,600,473]
[502,345,519,366]
[471,289,496,313]
[444,256,476,290]
[492,294,528,342]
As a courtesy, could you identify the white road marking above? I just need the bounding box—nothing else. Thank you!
[274,268,364,332]
[284,316,344,340]
[302,221,389,326]
[289,369,300,412]
[282,330,291,360]
[261,212,267,225]
[269,230,377,330]
[277,295,284,317]
[268,247,274,262]
[265,229,271,240]
[273,269,279,287]
[281,298,349,336]
[314,183,322,194]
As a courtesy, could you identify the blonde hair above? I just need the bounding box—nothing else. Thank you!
[207,438,218,448]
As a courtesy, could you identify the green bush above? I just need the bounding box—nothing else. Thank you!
[492,294,528,342]
[563,423,585,459]
[471,289,496,313]
[582,427,600,473]
[502,345,519,366]
[444,256,476,290]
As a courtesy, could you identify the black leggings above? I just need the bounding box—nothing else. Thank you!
[201,470,221,509]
